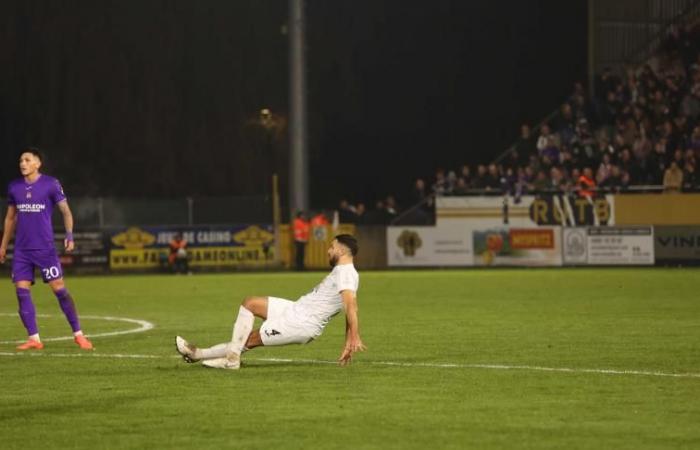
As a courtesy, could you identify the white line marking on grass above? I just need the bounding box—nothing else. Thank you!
[0,313,154,344]
[0,352,698,379]
[0,352,163,359]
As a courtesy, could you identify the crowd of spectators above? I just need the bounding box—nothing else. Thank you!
[335,196,401,225]
[418,23,700,198]
[333,24,700,225]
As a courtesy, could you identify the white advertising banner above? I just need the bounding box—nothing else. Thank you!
[387,224,473,267]
[563,227,655,265]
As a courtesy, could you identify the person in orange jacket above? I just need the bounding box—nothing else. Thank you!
[293,212,310,271]
[169,232,189,274]
[577,167,596,199]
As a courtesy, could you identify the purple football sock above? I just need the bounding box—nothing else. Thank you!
[55,288,81,333]
[16,287,39,336]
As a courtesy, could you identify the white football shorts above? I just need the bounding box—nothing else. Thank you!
[259,297,316,346]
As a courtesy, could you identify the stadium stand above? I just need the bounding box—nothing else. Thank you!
[417,22,700,199]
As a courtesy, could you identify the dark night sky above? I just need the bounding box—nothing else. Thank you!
[0,0,587,210]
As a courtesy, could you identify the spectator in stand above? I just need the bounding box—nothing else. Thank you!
[577,167,596,198]
[648,141,669,184]
[472,165,488,189]
[549,167,565,191]
[501,167,517,194]
[446,170,458,193]
[618,148,641,184]
[411,179,429,204]
[599,165,623,192]
[433,169,448,196]
[683,162,697,191]
[689,126,700,153]
[598,90,620,126]
[459,165,472,186]
[571,118,595,166]
[672,148,685,169]
[663,161,684,193]
[536,124,552,155]
[553,103,576,145]
[338,199,358,223]
[385,196,398,221]
[485,164,501,191]
[532,170,549,192]
[596,153,613,184]
[453,177,469,196]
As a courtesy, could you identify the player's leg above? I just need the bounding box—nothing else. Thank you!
[202,299,313,370]
[39,248,94,351]
[48,277,93,350]
[176,296,268,363]
[12,250,43,350]
[225,295,267,353]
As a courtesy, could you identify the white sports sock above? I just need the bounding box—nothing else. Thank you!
[29,333,41,342]
[196,343,228,360]
[226,306,254,356]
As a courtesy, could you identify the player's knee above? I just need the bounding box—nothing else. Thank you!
[49,279,66,292]
[242,296,256,308]
[15,280,31,289]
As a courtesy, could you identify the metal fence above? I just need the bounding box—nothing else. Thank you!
[0,195,273,227]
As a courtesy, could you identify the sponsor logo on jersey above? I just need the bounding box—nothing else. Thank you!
[16,203,45,213]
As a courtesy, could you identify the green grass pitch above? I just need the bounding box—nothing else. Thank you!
[0,268,699,449]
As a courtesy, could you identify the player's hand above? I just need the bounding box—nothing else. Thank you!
[338,337,366,366]
[64,239,75,253]
[0,246,6,263]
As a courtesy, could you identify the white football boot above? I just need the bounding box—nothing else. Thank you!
[175,336,199,363]
[201,352,240,370]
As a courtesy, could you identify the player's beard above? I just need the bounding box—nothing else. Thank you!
[329,254,338,268]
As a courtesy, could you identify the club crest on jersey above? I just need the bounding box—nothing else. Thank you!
[26,192,32,199]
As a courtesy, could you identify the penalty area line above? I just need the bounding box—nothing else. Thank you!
[0,352,698,379]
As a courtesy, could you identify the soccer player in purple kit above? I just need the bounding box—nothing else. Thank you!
[0,148,93,350]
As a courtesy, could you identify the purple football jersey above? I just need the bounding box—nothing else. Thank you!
[6,174,66,250]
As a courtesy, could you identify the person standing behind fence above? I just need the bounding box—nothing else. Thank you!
[169,232,189,274]
[293,212,310,271]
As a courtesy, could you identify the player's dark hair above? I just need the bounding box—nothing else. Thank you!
[335,234,358,256]
[20,147,43,162]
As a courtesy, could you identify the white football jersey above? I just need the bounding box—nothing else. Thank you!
[292,263,359,331]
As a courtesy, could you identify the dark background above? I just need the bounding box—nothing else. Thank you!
[0,0,587,209]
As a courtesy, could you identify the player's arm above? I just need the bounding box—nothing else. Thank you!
[56,200,75,253]
[338,289,366,366]
[0,205,17,263]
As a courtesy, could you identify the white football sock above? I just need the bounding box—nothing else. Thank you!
[29,333,41,342]
[196,343,228,360]
[226,306,254,356]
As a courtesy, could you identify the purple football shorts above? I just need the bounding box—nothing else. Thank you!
[11,248,64,284]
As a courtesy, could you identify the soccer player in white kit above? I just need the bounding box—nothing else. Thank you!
[175,234,365,369]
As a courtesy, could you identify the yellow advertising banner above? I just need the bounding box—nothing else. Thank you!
[110,246,274,269]
[614,194,700,225]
